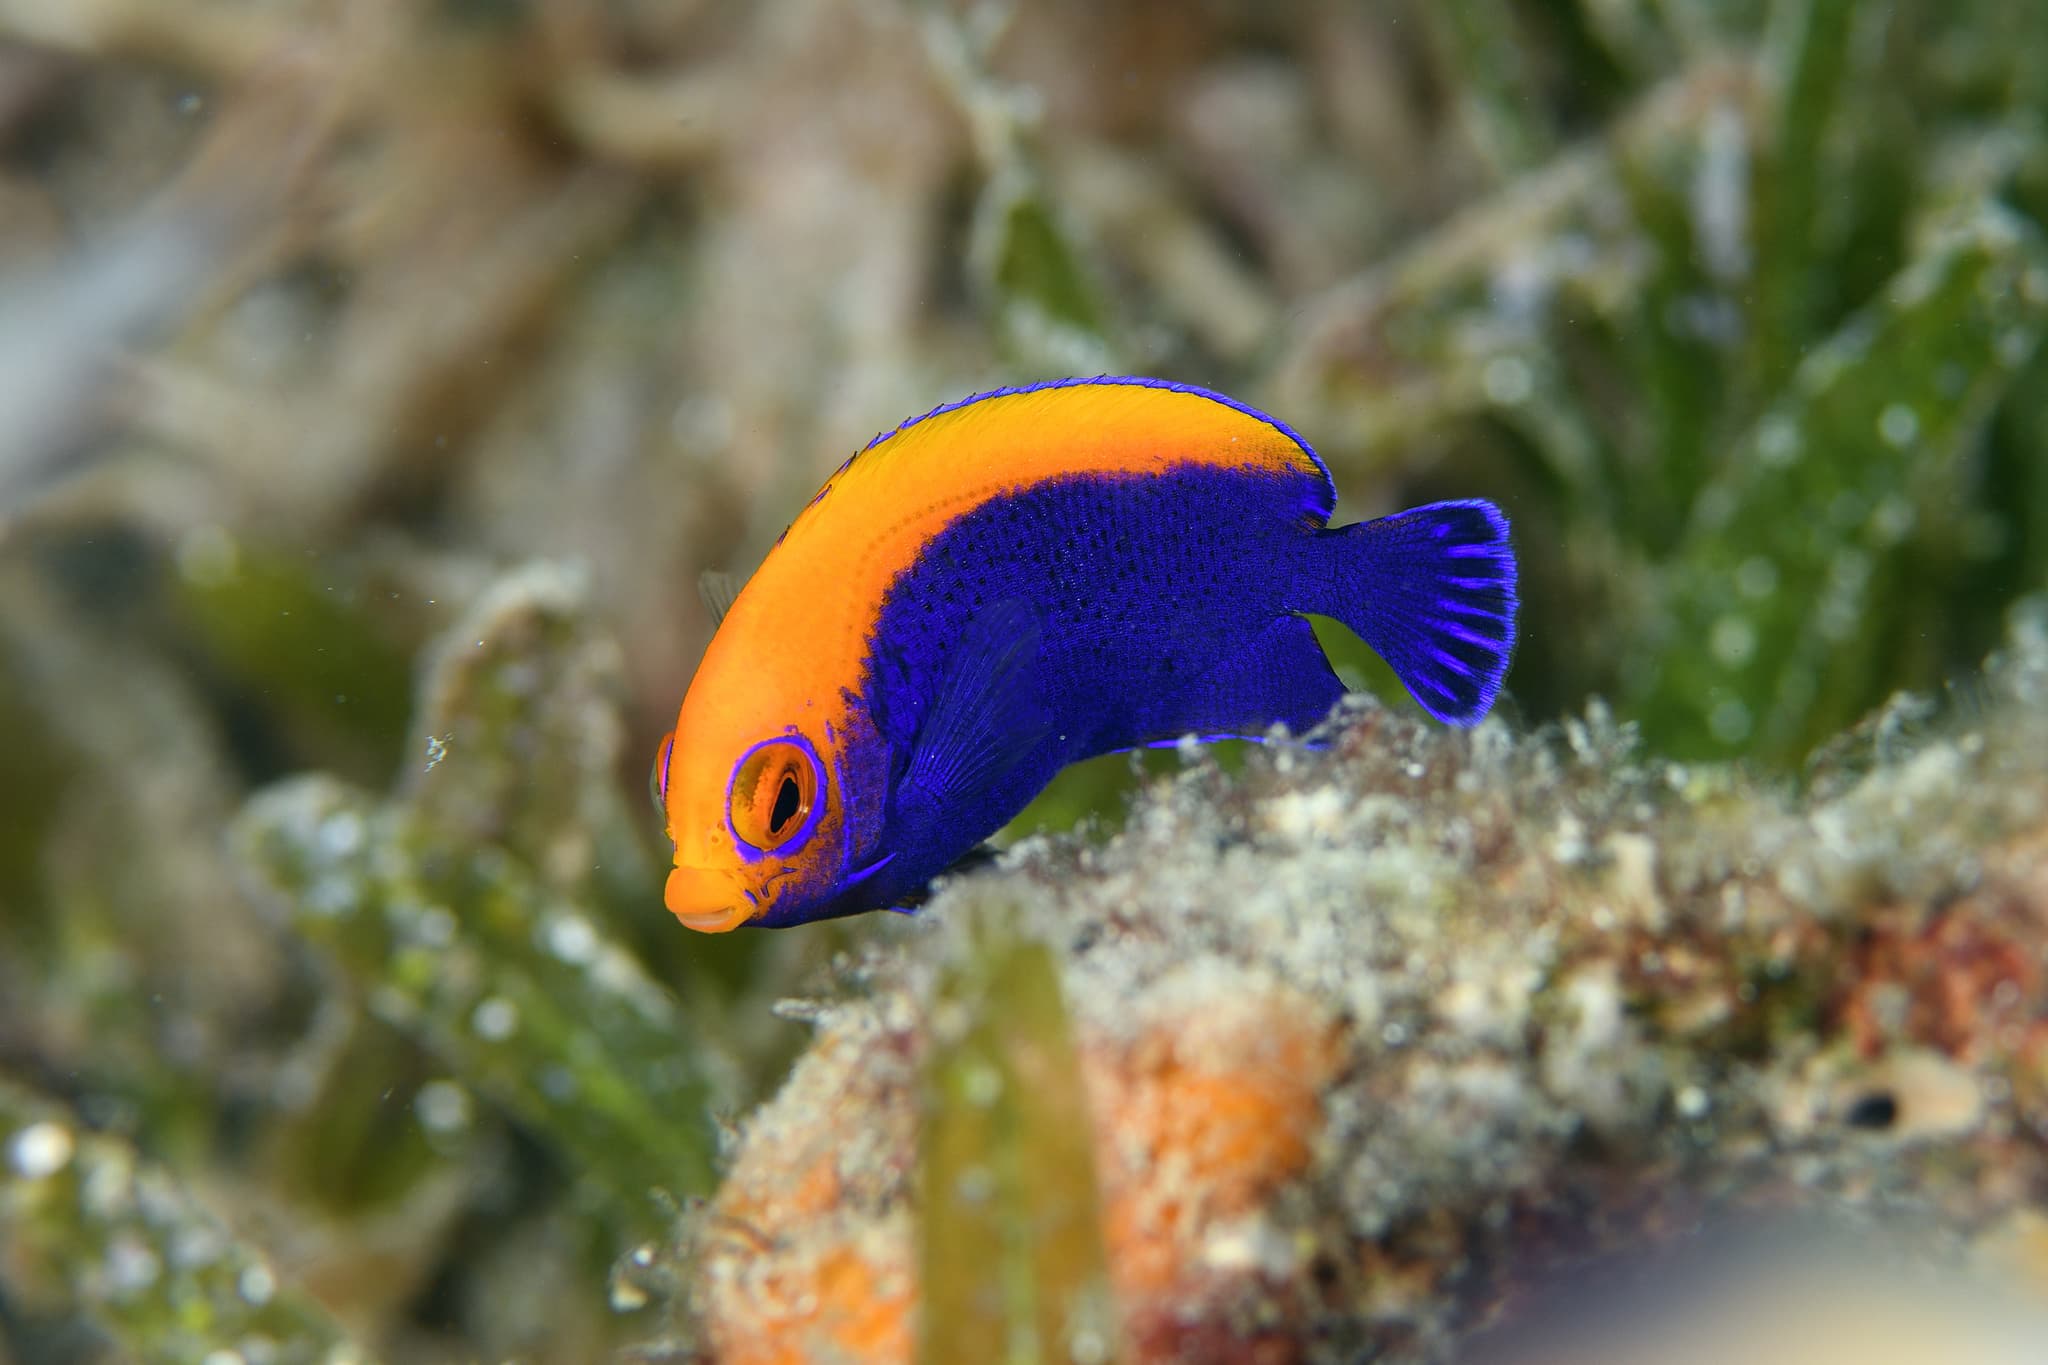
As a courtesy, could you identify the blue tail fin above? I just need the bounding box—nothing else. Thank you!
[1312,499,1518,725]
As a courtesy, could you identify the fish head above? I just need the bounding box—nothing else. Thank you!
[652,694,849,933]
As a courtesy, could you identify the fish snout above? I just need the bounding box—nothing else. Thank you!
[664,864,756,933]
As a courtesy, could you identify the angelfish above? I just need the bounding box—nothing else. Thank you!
[652,377,1517,931]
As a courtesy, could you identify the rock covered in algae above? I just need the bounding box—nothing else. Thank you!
[668,602,2048,1364]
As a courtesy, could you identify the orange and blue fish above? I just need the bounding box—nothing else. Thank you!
[653,377,1517,932]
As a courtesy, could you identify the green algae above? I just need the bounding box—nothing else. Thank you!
[233,566,718,1218]
[1747,0,1866,393]
[236,777,715,1213]
[1631,206,2048,760]
[1420,0,1559,179]
[1267,2,2048,759]
[920,0,1119,377]
[0,651,69,917]
[976,182,1116,374]
[172,536,415,786]
[0,1079,368,1365]
[917,897,1118,1365]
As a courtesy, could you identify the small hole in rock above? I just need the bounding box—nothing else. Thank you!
[1844,1090,1898,1130]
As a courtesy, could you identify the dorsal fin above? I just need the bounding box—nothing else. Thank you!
[776,379,1336,560]
[698,570,745,626]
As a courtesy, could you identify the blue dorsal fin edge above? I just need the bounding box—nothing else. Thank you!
[897,597,1054,817]
[1328,499,1519,726]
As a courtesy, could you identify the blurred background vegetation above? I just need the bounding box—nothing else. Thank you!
[0,0,2045,1360]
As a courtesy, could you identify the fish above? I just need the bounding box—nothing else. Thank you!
[652,376,1518,932]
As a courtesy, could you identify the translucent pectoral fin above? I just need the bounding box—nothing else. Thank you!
[897,598,1054,817]
[698,569,745,626]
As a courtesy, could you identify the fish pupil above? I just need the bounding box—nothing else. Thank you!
[769,773,801,833]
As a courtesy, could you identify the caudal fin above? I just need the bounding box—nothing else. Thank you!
[1314,499,1518,726]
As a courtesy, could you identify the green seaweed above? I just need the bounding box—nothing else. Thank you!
[1267,9,2048,761]
[173,538,415,785]
[974,176,1116,374]
[1630,204,2048,760]
[1605,98,1743,549]
[920,0,1118,376]
[232,565,719,1222]
[260,1012,467,1217]
[918,896,1118,1365]
[1747,0,1866,393]
[235,777,715,1214]
[1421,0,1556,177]
[0,652,70,918]
[0,1079,369,1365]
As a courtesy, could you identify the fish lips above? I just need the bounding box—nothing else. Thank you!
[664,864,756,933]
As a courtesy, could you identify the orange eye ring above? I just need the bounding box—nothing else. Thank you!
[727,735,822,855]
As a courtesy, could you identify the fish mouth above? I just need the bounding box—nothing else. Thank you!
[664,865,757,933]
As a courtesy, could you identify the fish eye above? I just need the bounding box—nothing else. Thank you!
[649,732,675,818]
[728,737,821,853]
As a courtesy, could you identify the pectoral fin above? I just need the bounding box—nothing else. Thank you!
[698,569,745,626]
[896,598,1054,821]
